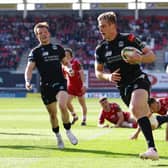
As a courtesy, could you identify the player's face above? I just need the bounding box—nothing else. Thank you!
[36,27,50,45]
[100,99,109,109]
[98,20,116,41]
[150,102,159,113]
[65,51,72,61]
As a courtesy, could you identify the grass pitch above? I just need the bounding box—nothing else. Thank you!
[0,94,167,168]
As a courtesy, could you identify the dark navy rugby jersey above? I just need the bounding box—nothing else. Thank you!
[95,33,145,86]
[28,43,66,84]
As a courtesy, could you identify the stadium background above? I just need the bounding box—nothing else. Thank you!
[0,0,168,98]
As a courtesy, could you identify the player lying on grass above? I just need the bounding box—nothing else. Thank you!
[130,97,168,141]
[130,113,168,140]
[98,97,137,128]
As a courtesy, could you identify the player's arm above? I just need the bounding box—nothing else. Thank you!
[140,46,156,63]
[24,61,36,90]
[98,112,109,128]
[124,46,156,65]
[98,122,110,128]
[115,111,125,128]
[130,126,141,140]
[79,64,87,93]
[95,62,121,84]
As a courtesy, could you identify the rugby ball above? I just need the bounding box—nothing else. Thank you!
[121,46,142,60]
[149,115,158,130]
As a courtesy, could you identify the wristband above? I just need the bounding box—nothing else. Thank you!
[25,79,31,83]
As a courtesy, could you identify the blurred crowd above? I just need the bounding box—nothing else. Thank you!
[0,12,168,70]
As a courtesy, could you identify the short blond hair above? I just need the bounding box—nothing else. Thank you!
[34,22,49,35]
[97,11,117,24]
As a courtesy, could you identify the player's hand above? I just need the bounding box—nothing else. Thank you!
[129,133,138,140]
[68,68,75,76]
[125,50,142,64]
[81,85,87,94]
[114,124,120,128]
[25,81,32,90]
[103,124,109,128]
[108,68,121,84]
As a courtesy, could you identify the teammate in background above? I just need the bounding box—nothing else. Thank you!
[98,97,137,128]
[24,22,78,149]
[94,11,158,160]
[148,97,168,141]
[62,48,87,126]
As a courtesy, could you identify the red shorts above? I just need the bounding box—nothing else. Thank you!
[68,86,85,97]
[123,112,131,121]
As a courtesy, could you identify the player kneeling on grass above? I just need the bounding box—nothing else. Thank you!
[148,97,168,141]
[130,113,168,140]
[98,97,137,128]
[130,97,168,141]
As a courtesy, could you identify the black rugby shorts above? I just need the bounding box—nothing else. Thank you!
[119,74,151,107]
[40,82,67,105]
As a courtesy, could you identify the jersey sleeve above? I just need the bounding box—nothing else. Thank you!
[94,45,105,64]
[111,103,122,112]
[28,49,36,62]
[127,33,145,50]
[98,111,105,124]
[73,59,82,71]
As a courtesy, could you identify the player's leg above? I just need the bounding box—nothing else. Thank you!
[124,112,137,128]
[156,115,168,127]
[46,102,64,149]
[57,90,78,145]
[156,115,168,141]
[121,121,134,128]
[166,123,168,141]
[129,89,158,160]
[67,94,78,124]
[78,95,87,126]
[41,84,64,149]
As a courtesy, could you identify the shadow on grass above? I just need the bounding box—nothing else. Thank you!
[0,132,47,136]
[152,165,168,167]
[0,145,168,160]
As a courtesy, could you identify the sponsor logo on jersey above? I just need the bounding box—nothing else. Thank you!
[118,41,124,48]
[105,51,112,57]
[42,51,49,56]
[52,45,58,50]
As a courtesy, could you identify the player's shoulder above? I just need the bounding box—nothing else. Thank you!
[119,33,136,42]
[51,43,64,50]
[159,97,168,102]
[110,102,119,107]
[29,44,41,56]
[71,57,80,64]
[31,44,41,52]
[95,40,108,51]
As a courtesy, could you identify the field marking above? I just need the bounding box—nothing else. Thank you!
[86,129,111,140]
[0,108,45,112]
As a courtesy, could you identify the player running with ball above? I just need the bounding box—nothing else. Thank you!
[94,11,158,160]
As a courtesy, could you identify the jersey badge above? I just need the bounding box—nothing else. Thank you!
[53,45,58,50]
[118,41,124,48]
[105,51,112,57]
[42,52,49,56]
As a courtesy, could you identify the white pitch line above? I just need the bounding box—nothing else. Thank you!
[86,129,111,140]
[0,108,45,112]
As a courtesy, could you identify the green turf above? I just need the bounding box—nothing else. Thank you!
[0,94,167,168]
